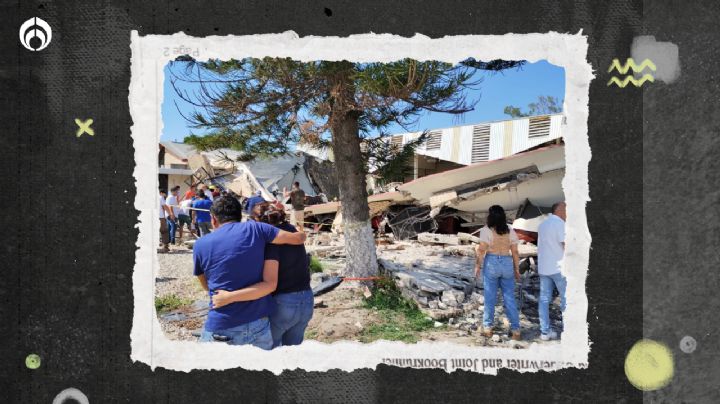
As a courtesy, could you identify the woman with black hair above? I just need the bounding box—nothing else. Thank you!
[474,205,522,341]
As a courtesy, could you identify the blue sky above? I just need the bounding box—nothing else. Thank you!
[160,60,565,142]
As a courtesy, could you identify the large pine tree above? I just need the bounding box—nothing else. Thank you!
[170,57,523,277]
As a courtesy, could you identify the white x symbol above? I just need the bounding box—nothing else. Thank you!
[75,118,94,137]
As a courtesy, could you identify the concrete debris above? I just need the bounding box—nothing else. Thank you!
[313,233,334,246]
[457,232,481,244]
[378,239,563,340]
[310,272,330,289]
[441,289,465,307]
[386,206,437,240]
[418,232,461,246]
[312,276,343,297]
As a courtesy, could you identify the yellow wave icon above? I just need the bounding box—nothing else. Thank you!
[608,58,656,87]
[608,58,656,74]
[607,74,655,88]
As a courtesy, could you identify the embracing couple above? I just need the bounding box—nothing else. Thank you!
[193,195,314,350]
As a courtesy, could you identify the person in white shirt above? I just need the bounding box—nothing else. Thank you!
[166,186,181,245]
[178,197,194,240]
[158,189,174,253]
[537,201,567,341]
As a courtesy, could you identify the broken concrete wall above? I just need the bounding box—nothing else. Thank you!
[304,155,340,200]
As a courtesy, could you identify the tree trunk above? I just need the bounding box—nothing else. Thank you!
[330,113,378,277]
[326,63,378,277]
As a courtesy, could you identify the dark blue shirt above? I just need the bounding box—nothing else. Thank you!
[245,195,265,214]
[265,222,312,295]
[193,221,280,331]
[192,199,213,222]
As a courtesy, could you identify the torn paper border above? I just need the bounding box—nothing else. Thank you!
[129,31,593,374]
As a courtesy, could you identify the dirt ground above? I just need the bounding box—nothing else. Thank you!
[156,241,560,349]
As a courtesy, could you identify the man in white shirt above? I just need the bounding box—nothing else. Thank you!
[537,201,567,340]
[158,189,174,253]
[166,186,181,245]
[198,183,214,201]
[178,197,194,240]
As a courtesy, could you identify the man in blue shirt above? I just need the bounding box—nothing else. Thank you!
[191,193,213,237]
[194,195,306,349]
[245,190,265,216]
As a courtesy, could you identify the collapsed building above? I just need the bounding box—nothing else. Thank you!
[305,113,565,238]
[158,141,339,206]
[305,114,566,334]
[200,149,339,202]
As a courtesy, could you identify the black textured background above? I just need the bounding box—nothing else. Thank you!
[0,1,716,402]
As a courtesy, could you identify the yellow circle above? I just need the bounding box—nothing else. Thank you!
[25,353,41,370]
[625,339,674,391]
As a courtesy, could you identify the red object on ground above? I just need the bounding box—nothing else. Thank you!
[514,228,538,243]
[371,216,382,230]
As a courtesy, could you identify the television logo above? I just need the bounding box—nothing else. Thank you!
[19,17,52,51]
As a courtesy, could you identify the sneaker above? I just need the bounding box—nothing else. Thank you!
[540,331,558,341]
[482,328,493,338]
[157,246,170,254]
[511,330,522,341]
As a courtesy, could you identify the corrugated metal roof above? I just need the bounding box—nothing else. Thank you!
[391,113,564,166]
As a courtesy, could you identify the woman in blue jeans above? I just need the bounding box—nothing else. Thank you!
[212,204,314,348]
[474,205,522,341]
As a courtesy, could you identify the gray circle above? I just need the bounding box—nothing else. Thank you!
[52,388,89,404]
[679,335,697,354]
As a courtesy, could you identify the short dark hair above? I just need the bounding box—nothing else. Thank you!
[195,192,205,200]
[551,202,564,214]
[210,196,243,224]
[293,181,300,187]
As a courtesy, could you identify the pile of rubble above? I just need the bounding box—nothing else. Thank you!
[306,232,346,257]
[375,233,562,340]
[305,229,562,340]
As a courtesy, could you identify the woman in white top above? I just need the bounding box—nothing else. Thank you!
[474,205,522,341]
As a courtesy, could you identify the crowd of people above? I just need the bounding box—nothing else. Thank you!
[158,184,223,252]
[474,202,567,341]
[158,181,566,346]
[158,182,312,349]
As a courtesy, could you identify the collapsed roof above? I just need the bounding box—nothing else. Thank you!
[398,143,565,215]
[198,149,339,201]
[305,144,565,221]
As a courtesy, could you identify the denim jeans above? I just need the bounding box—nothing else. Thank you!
[199,317,273,350]
[539,273,567,335]
[269,289,314,348]
[482,254,520,331]
[166,217,177,244]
